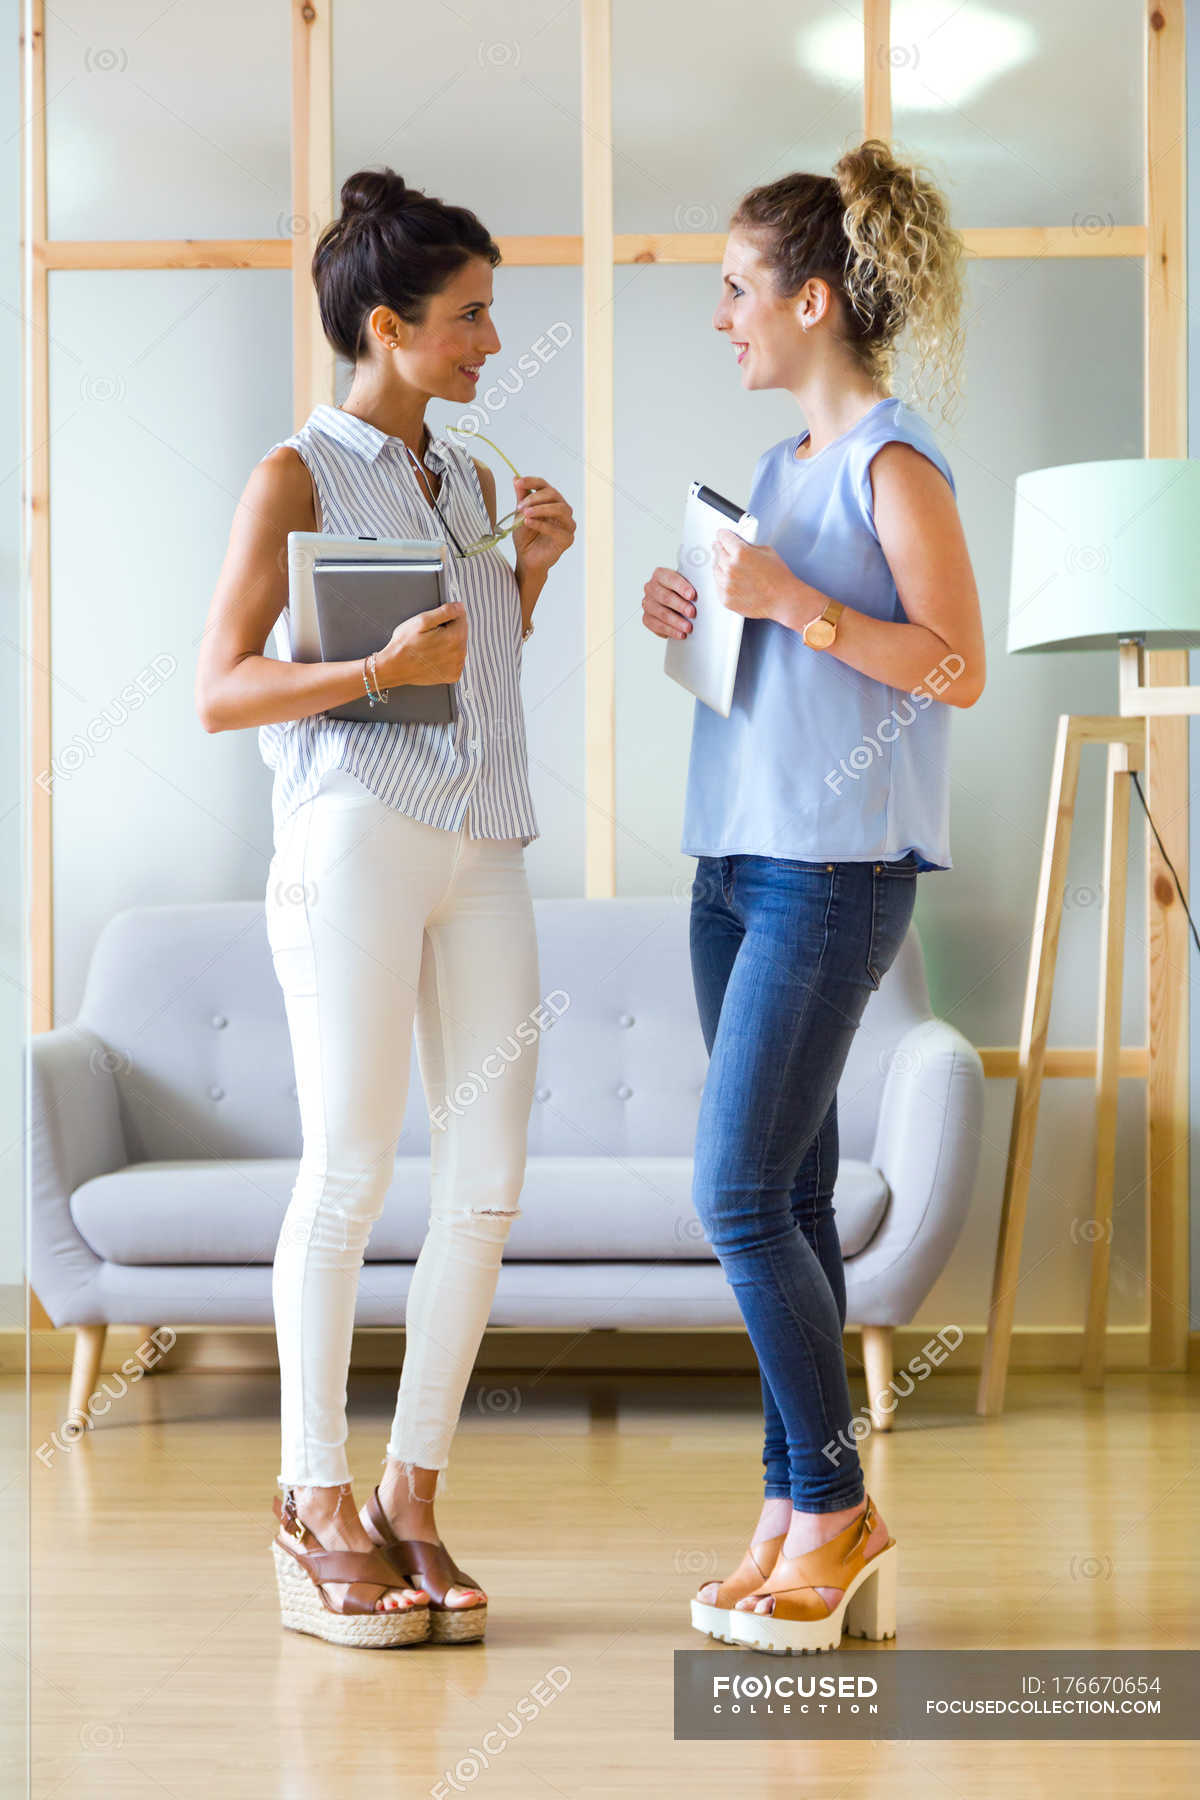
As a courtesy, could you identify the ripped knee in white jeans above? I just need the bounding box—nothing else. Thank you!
[433,1202,522,1227]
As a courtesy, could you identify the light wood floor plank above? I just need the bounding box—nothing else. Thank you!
[21,1367,1197,1797]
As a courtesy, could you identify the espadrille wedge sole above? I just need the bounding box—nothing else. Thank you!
[689,1531,787,1644]
[361,1485,488,1644]
[727,1496,897,1657]
[271,1492,431,1649]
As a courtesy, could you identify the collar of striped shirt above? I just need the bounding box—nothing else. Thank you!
[310,402,456,471]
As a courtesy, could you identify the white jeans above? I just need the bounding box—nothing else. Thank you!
[265,766,540,1494]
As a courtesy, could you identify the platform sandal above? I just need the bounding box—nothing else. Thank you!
[727,1495,897,1657]
[271,1490,431,1649]
[361,1485,488,1644]
[689,1532,788,1643]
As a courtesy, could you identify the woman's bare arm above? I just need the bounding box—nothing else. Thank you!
[194,448,466,733]
[850,441,985,705]
[642,445,984,710]
[785,443,985,705]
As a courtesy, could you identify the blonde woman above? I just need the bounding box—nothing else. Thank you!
[196,169,574,1649]
[641,140,984,1655]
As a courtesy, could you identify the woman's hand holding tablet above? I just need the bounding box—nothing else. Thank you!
[641,566,697,639]
[709,533,807,624]
[651,482,759,717]
[376,598,468,689]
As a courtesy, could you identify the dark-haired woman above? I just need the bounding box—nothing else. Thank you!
[196,170,575,1649]
[641,140,984,1656]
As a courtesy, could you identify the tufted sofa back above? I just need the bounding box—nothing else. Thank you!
[75,897,931,1166]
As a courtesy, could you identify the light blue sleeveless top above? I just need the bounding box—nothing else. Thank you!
[680,396,957,872]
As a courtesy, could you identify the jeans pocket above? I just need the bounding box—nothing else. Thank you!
[865,864,919,990]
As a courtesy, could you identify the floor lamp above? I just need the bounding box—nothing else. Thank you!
[977,457,1200,1416]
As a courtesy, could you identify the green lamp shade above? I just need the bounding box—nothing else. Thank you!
[1007,458,1200,654]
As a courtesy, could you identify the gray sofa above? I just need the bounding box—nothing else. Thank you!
[32,897,984,1427]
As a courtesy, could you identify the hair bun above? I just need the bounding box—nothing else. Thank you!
[339,168,410,222]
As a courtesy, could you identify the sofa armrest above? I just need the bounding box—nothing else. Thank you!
[31,1026,130,1325]
[845,1017,984,1327]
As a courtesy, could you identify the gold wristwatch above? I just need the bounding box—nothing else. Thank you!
[802,598,844,650]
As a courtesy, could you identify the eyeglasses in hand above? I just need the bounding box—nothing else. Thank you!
[406,425,525,559]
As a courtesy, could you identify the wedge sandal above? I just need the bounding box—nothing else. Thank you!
[690,1531,787,1644]
[727,1494,897,1657]
[361,1485,488,1644]
[271,1490,431,1649]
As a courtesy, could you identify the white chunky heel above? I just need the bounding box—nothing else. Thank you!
[844,1540,897,1640]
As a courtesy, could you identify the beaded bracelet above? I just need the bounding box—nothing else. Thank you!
[361,653,386,704]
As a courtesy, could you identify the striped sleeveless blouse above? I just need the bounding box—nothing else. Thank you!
[257,402,540,847]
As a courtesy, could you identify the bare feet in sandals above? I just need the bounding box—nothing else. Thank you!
[278,1482,430,1613]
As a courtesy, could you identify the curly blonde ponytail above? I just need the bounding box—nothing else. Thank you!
[834,138,965,421]
[730,138,966,425]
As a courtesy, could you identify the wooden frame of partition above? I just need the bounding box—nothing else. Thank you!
[22,0,1189,1367]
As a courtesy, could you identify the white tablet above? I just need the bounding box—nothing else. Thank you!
[663,483,759,717]
[273,532,454,725]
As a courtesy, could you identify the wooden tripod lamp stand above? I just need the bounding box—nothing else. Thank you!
[977,457,1200,1416]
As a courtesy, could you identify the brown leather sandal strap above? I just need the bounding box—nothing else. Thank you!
[706,1532,787,1605]
[273,1493,425,1615]
[766,1505,877,1588]
[363,1485,394,1547]
[749,1533,787,1580]
[297,1547,403,1587]
[360,1490,482,1603]
[387,1536,481,1605]
[367,1488,480,1586]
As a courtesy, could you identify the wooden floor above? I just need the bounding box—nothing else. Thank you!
[17,1360,1198,1798]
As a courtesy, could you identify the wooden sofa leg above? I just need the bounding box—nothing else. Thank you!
[861,1325,895,1434]
[69,1325,107,1424]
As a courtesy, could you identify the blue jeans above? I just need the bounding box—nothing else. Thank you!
[689,850,920,1512]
